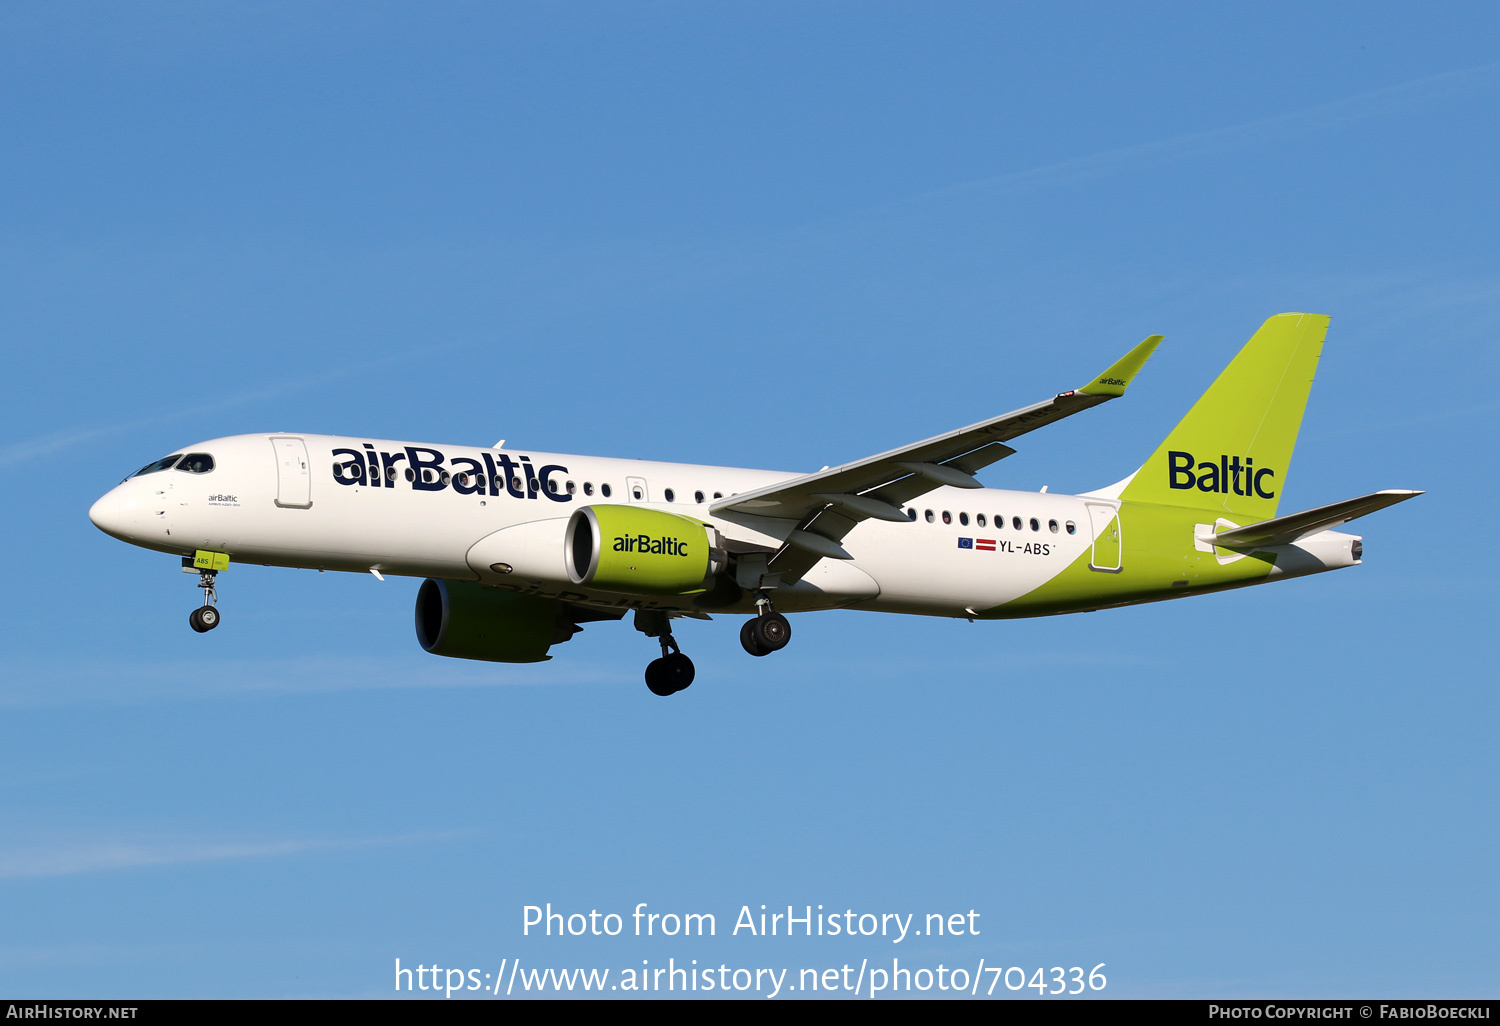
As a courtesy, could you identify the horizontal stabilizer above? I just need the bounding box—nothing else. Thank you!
[1207,489,1423,548]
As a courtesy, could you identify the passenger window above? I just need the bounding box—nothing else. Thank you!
[1029,517,1040,532]
[132,455,183,477]
[976,514,986,528]
[907,508,916,521]
[584,482,594,496]
[567,480,577,495]
[1012,516,1022,530]
[1065,521,1076,535]
[1049,519,1059,533]
[713,491,723,499]
[601,483,612,498]
[176,453,215,474]
[405,468,415,482]
[454,473,470,489]
[695,490,704,503]
[959,512,969,526]
[664,488,675,502]
[632,486,643,500]
[942,511,952,524]
[924,509,935,523]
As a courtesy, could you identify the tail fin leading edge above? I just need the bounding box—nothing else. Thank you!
[1120,312,1329,520]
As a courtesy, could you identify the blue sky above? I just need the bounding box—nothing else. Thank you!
[1,2,1496,998]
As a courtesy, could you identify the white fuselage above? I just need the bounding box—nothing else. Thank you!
[89,433,1105,618]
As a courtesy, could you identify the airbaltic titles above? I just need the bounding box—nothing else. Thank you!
[332,443,573,500]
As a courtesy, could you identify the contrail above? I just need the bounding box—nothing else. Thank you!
[0,354,407,468]
[906,61,1500,207]
[0,831,467,879]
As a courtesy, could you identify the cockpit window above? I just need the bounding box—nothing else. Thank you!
[131,454,182,477]
[176,453,215,474]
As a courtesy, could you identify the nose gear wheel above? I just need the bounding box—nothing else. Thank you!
[188,568,221,632]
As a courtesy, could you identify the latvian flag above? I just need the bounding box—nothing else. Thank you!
[974,538,996,551]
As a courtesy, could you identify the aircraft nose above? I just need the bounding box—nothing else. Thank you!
[89,488,128,538]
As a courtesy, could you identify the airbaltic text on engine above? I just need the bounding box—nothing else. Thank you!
[614,534,689,556]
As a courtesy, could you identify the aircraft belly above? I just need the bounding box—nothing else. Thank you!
[776,560,880,608]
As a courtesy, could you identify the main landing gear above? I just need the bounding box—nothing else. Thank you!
[187,567,221,633]
[635,610,695,697]
[739,595,791,657]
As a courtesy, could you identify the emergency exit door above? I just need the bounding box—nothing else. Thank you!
[1086,502,1121,572]
[271,436,313,509]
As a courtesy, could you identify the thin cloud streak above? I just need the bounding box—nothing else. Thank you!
[0,351,414,469]
[911,62,1500,207]
[0,831,462,880]
[524,61,1500,320]
[4,65,1491,473]
[0,383,315,469]
[0,656,628,708]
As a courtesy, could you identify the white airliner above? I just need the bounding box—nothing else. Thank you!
[90,314,1418,695]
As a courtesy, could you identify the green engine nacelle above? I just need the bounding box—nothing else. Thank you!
[566,505,718,594]
[415,578,562,663]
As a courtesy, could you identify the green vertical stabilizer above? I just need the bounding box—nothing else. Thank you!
[1120,312,1327,520]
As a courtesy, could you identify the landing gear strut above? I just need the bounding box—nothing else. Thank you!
[635,610,695,696]
[739,594,790,657]
[188,568,221,633]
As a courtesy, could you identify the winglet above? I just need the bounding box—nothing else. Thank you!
[1077,334,1163,397]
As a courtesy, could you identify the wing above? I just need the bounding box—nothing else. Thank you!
[712,333,1163,584]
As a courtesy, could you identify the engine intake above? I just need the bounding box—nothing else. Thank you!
[565,505,723,594]
[415,578,565,663]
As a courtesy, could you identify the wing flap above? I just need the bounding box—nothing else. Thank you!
[946,440,1018,475]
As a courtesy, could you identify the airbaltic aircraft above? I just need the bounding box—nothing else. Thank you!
[90,313,1418,696]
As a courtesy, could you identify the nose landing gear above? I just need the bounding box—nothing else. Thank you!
[635,610,695,696]
[186,565,221,633]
